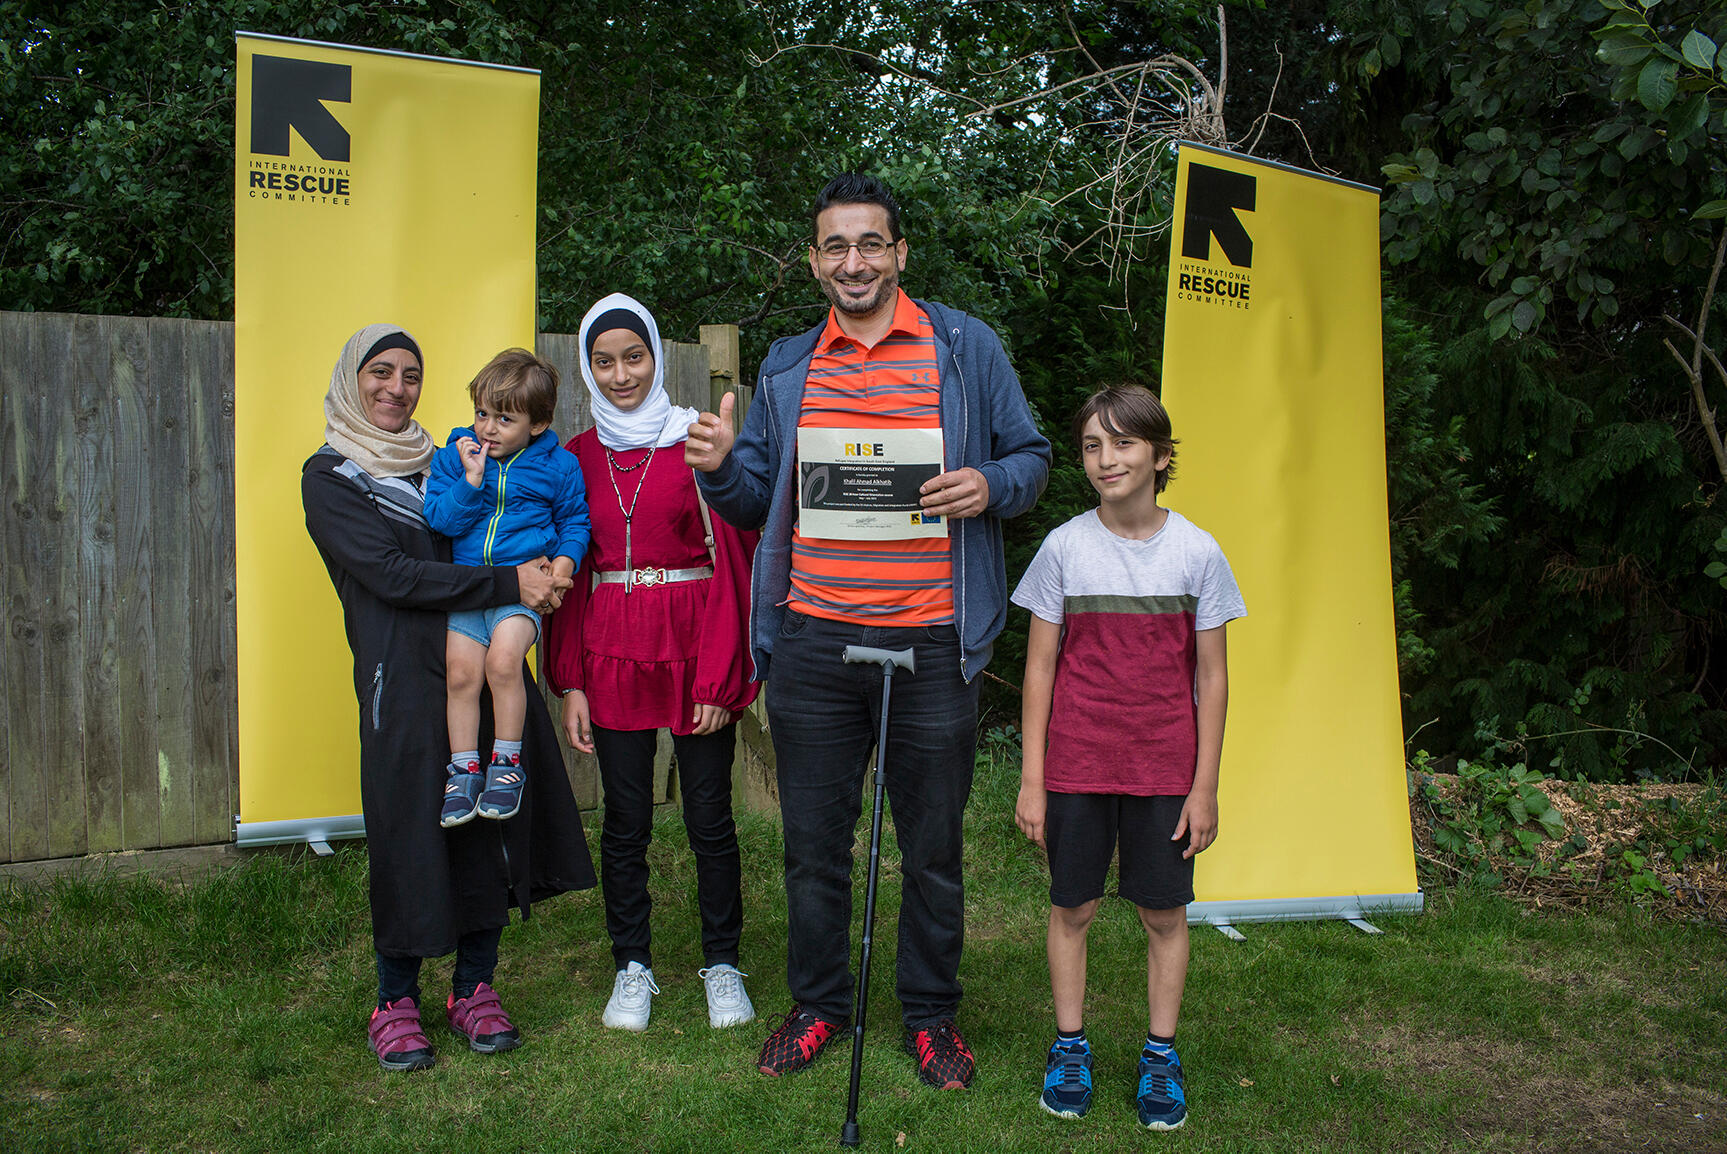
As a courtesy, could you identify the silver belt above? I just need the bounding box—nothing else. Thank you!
[593,565,713,591]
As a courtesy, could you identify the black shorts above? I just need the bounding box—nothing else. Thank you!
[1044,791,1194,911]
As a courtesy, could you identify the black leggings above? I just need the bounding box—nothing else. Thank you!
[376,925,503,1008]
[593,722,742,970]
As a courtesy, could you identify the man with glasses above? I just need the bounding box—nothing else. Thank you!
[687,173,1051,1090]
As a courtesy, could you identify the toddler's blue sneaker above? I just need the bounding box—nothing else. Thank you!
[1040,1037,1093,1118]
[1136,1046,1188,1131]
[439,764,482,828]
[476,752,525,820]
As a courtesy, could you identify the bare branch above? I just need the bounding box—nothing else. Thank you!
[749,40,985,110]
[741,300,828,327]
[1693,227,1726,371]
[1214,3,1228,129]
[1065,5,1134,111]
[1241,45,1286,156]
[1244,110,1334,175]
[966,60,1176,120]
[1664,229,1727,485]
[1664,331,1727,483]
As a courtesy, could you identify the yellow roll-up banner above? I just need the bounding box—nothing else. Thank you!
[233,34,539,846]
[1161,142,1420,926]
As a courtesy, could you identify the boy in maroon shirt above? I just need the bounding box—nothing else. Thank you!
[1012,385,1245,1130]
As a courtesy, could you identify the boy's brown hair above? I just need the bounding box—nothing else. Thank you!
[468,348,560,427]
[1071,384,1179,494]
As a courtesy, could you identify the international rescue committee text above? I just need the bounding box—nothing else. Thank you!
[1174,260,1251,310]
[246,159,352,205]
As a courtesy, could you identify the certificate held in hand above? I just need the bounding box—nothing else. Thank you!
[797,427,947,540]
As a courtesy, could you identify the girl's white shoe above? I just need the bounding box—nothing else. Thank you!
[602,961,659,1031]
[699,963,755,1028]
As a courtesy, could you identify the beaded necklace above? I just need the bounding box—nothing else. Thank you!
[605,446,656,592]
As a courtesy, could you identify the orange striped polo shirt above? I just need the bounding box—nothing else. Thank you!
[788,290,954,625]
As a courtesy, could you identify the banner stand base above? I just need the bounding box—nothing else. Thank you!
[235,813,365,850]
[1193,891,1422,939]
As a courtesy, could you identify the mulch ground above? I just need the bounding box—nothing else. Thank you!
[1409,774,1727,924]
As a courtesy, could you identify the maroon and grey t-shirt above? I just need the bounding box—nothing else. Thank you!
[1011,508,1246,796]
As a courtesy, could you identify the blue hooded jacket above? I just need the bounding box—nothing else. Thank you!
[424,425,591,570]
[695,298,1051,683]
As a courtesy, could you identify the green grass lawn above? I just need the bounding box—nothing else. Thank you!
[2,758,1723,1152]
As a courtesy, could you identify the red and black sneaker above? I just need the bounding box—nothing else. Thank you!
[446,981,522,1054]
[368,997,436,1073]
[756,1005,845,1076]
[905,1018,975,1089]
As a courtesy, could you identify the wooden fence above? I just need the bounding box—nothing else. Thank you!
[0,311,769,864]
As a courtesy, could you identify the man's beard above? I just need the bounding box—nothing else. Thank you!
[821,266,898,317]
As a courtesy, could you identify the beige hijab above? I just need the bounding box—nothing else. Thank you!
[322,323,436,477]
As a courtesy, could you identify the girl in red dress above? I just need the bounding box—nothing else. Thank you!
[543,293,759,1032]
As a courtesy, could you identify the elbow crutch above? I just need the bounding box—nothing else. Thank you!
[838,643,917,1149]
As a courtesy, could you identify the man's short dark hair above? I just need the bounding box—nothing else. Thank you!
[811,173,902,240]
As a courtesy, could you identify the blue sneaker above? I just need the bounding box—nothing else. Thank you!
[1040,1037,1092,1118]
[476,752,525,820]
[1136,1046,1187,1131]
[439,764,482,828]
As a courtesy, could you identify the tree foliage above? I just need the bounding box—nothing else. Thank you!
[8,0,1727,778]
[1324,0,1727,778]
[1376,0,1725,340]
[1,0,238,315]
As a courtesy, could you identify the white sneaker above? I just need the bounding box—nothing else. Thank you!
[699,963,755,1029]
[602,961,659,1031]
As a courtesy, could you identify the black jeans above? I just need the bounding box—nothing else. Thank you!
[376,925,501,1008]
[593,722,743,971]
[765,610,979,1029]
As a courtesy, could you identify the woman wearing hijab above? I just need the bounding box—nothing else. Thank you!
[543,295,759,1034]
[302,323,596,1072]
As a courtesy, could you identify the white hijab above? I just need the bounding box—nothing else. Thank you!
[578,293,699,450]
[322,322,435,477]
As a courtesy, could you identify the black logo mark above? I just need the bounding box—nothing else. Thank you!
[801,464,831,507]
[251,55,352,161]
[1181,163,1255,268]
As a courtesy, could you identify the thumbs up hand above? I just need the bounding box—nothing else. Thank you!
[685,392,737,474]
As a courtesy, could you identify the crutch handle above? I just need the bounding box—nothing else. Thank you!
[841,644,916,675]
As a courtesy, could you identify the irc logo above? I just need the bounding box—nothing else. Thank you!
[251,55,352,160]
[1180,163,1255,269]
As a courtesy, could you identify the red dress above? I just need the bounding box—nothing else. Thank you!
[543,430,759,732]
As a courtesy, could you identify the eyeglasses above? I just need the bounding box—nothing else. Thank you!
[814,238,898,262]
